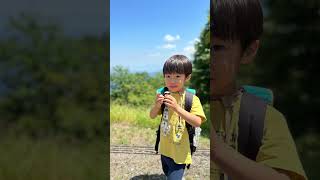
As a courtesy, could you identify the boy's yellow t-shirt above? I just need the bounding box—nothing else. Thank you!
[158,91,206,165]
[211,92,307,180]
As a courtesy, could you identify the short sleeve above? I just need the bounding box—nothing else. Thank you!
[256,106,307,180]
[190,95,207,123]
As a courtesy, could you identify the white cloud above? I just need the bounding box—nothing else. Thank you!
[183,46,196,54]
[156,34,180,50]
[188,38,200,44]
[164,34,180,42]
[162,43,176,49]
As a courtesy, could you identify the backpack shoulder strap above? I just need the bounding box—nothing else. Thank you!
[238,92,266,161]
[185,90,195,169]
[185,90,194,131]
[185,90,193,112]
[155,87,168,153]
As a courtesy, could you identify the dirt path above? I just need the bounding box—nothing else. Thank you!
[110,123,210,179]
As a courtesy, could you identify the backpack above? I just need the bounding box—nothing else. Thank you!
[238,85,274,160]
[154,87,200,168]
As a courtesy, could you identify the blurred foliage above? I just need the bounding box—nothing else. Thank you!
[296,133,320,180]
[253,0,320,137]
[0,135,106,180]
[110,66,164,107]
[190,17,210,104]
[256,2,320,177]
[0,14,108,141]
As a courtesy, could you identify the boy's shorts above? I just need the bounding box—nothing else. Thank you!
[161,155,186,180]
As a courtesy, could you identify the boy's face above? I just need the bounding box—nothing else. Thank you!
[164,73,189,92]
[211,37,243,96]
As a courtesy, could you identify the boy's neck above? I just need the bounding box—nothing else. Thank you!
[212,84,239,99]
[170,87,185,94]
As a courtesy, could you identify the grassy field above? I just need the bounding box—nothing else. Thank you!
[0,136,107,180]
[110,103,210,179]
[110,103,210,149]
[111,103,210,134]
[110,103,162,129]
[111,123,209,149]
[110,103,320,179]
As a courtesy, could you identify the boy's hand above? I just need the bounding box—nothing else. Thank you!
[155,94,164,108]
[163,95,178,111]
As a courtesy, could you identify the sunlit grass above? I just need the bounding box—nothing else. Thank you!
[111,102,210,149]
[111,103,161,129]
[0,136,107,180]
[111,102,210,135]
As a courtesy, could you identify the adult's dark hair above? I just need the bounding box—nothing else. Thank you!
[211,0,263,50]
[163,54,192,77]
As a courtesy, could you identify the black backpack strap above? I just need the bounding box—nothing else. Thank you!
[155,87,168,153]
[185,91,195,152]
[238,92,266,161]
[185,90,193,112]
[155,125,161,153]
[185,91,195,169]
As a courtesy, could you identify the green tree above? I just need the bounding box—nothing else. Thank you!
[255,0,320,137]
[110,66,164,106]
[255,2,320,178]
[0,14,108,140]
[190,17,210,104]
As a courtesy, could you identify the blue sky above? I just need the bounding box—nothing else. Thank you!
[111,0,209,73]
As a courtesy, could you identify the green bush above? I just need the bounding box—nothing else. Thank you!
[110,66,164,107]
[0,136,106,180]
[296,133,320,179]
[200,103,210,138]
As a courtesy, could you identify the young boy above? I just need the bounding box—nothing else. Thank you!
[210,0,307,179]
[149,54,207,180]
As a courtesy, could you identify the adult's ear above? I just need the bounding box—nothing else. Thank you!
[240,40,260,64]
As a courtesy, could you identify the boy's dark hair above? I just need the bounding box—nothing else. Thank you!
[163,54,192,77]
[211,0,263,50]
